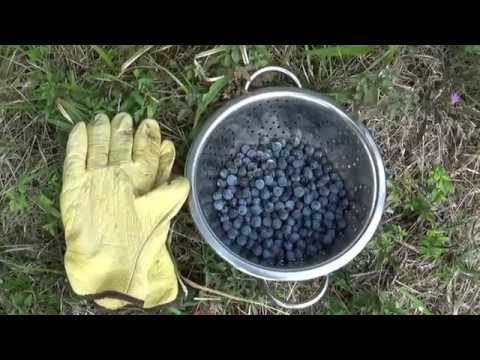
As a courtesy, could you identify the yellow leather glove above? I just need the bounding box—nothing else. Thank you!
[60,113,189,310]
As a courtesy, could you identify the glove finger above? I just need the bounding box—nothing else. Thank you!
[132,119,161,182]
[63,122,87,186]
[109,112,133,166]
[87,113,111,169]
[156,140,176,186]
[135,176,190,234]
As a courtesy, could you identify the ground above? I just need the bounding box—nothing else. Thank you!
[1,45,479,315]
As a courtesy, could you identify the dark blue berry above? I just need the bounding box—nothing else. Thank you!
[323,229,335,246]
[264,238,274,249]
[263,216,272,227]
[291,174,301,182]
[247,149,257,158]
[239,177,249,188]
[260,189,271,200]
[311,200,321,211]
[262,248,273,259]
[223,188,234,200]
[290,233,300,243]
[233,217,243,229]
[329,183,339,194]
[220,214,230,223]
[285,200,295,210]
[325,211,335,221]
[319,186,330,197]
[323,219,334,229]
[219,169,228,179]
[253,245,263,256]
[222,221,232,232]
[274,201,285,211]
[305,219,313,229]
[304,193,314,205]
[234,158,243,167]
[227,229,238,240]
[272,186,283,197]
[229,208,239,219]
[261,228,274,239]
[278,209,289,220]
[292,209,302,219]
[264,175,274,186]
[255,178,265,190]
[213,200,224,211]
[286,250,296,262]
[271,141,282,152]
[236,235,248,246]
[264,202,274,213]
[213,191,223,201]
[278,176,288,187]
[294,248,304,260]
[272,218,282,230]
[283,225,292,235]
[303,167,313,180]
[277,158,287,169]
[296,240,306,249]
[241,225,252,236]
[238,167,247,177]
[251,216,262,228]
[294,187,305,198]
[274,230,283,241]
[228,166,238,175]
[304,144,314,156]
[251,204,263,216]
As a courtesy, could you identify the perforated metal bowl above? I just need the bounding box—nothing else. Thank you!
[185,67,386,308]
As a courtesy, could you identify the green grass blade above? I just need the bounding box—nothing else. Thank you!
[383,45,401,65]
[90,45,114,68]
[307,45,374,57]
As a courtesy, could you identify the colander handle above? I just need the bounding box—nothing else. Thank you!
[263,275,329,310]
[245,66,302,92]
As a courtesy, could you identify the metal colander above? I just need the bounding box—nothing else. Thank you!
[186,67,386,308]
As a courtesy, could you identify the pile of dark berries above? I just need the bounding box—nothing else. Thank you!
[212,136,350,267]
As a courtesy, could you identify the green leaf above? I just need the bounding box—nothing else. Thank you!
[465,45,480,55]
[33,193,61,219]
[307,45,375,57]
[383,45,401,65]
[399,288,432,315]
[231,48,241,64]
[200,77,229,109]
[193,76,229,128]
[90,45,114,68]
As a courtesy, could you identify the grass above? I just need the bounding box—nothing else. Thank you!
[1,45,480,315]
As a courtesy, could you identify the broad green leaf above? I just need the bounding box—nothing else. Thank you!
[307,45,375,57]
[34,193,61,219]
[200,77,229,110]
